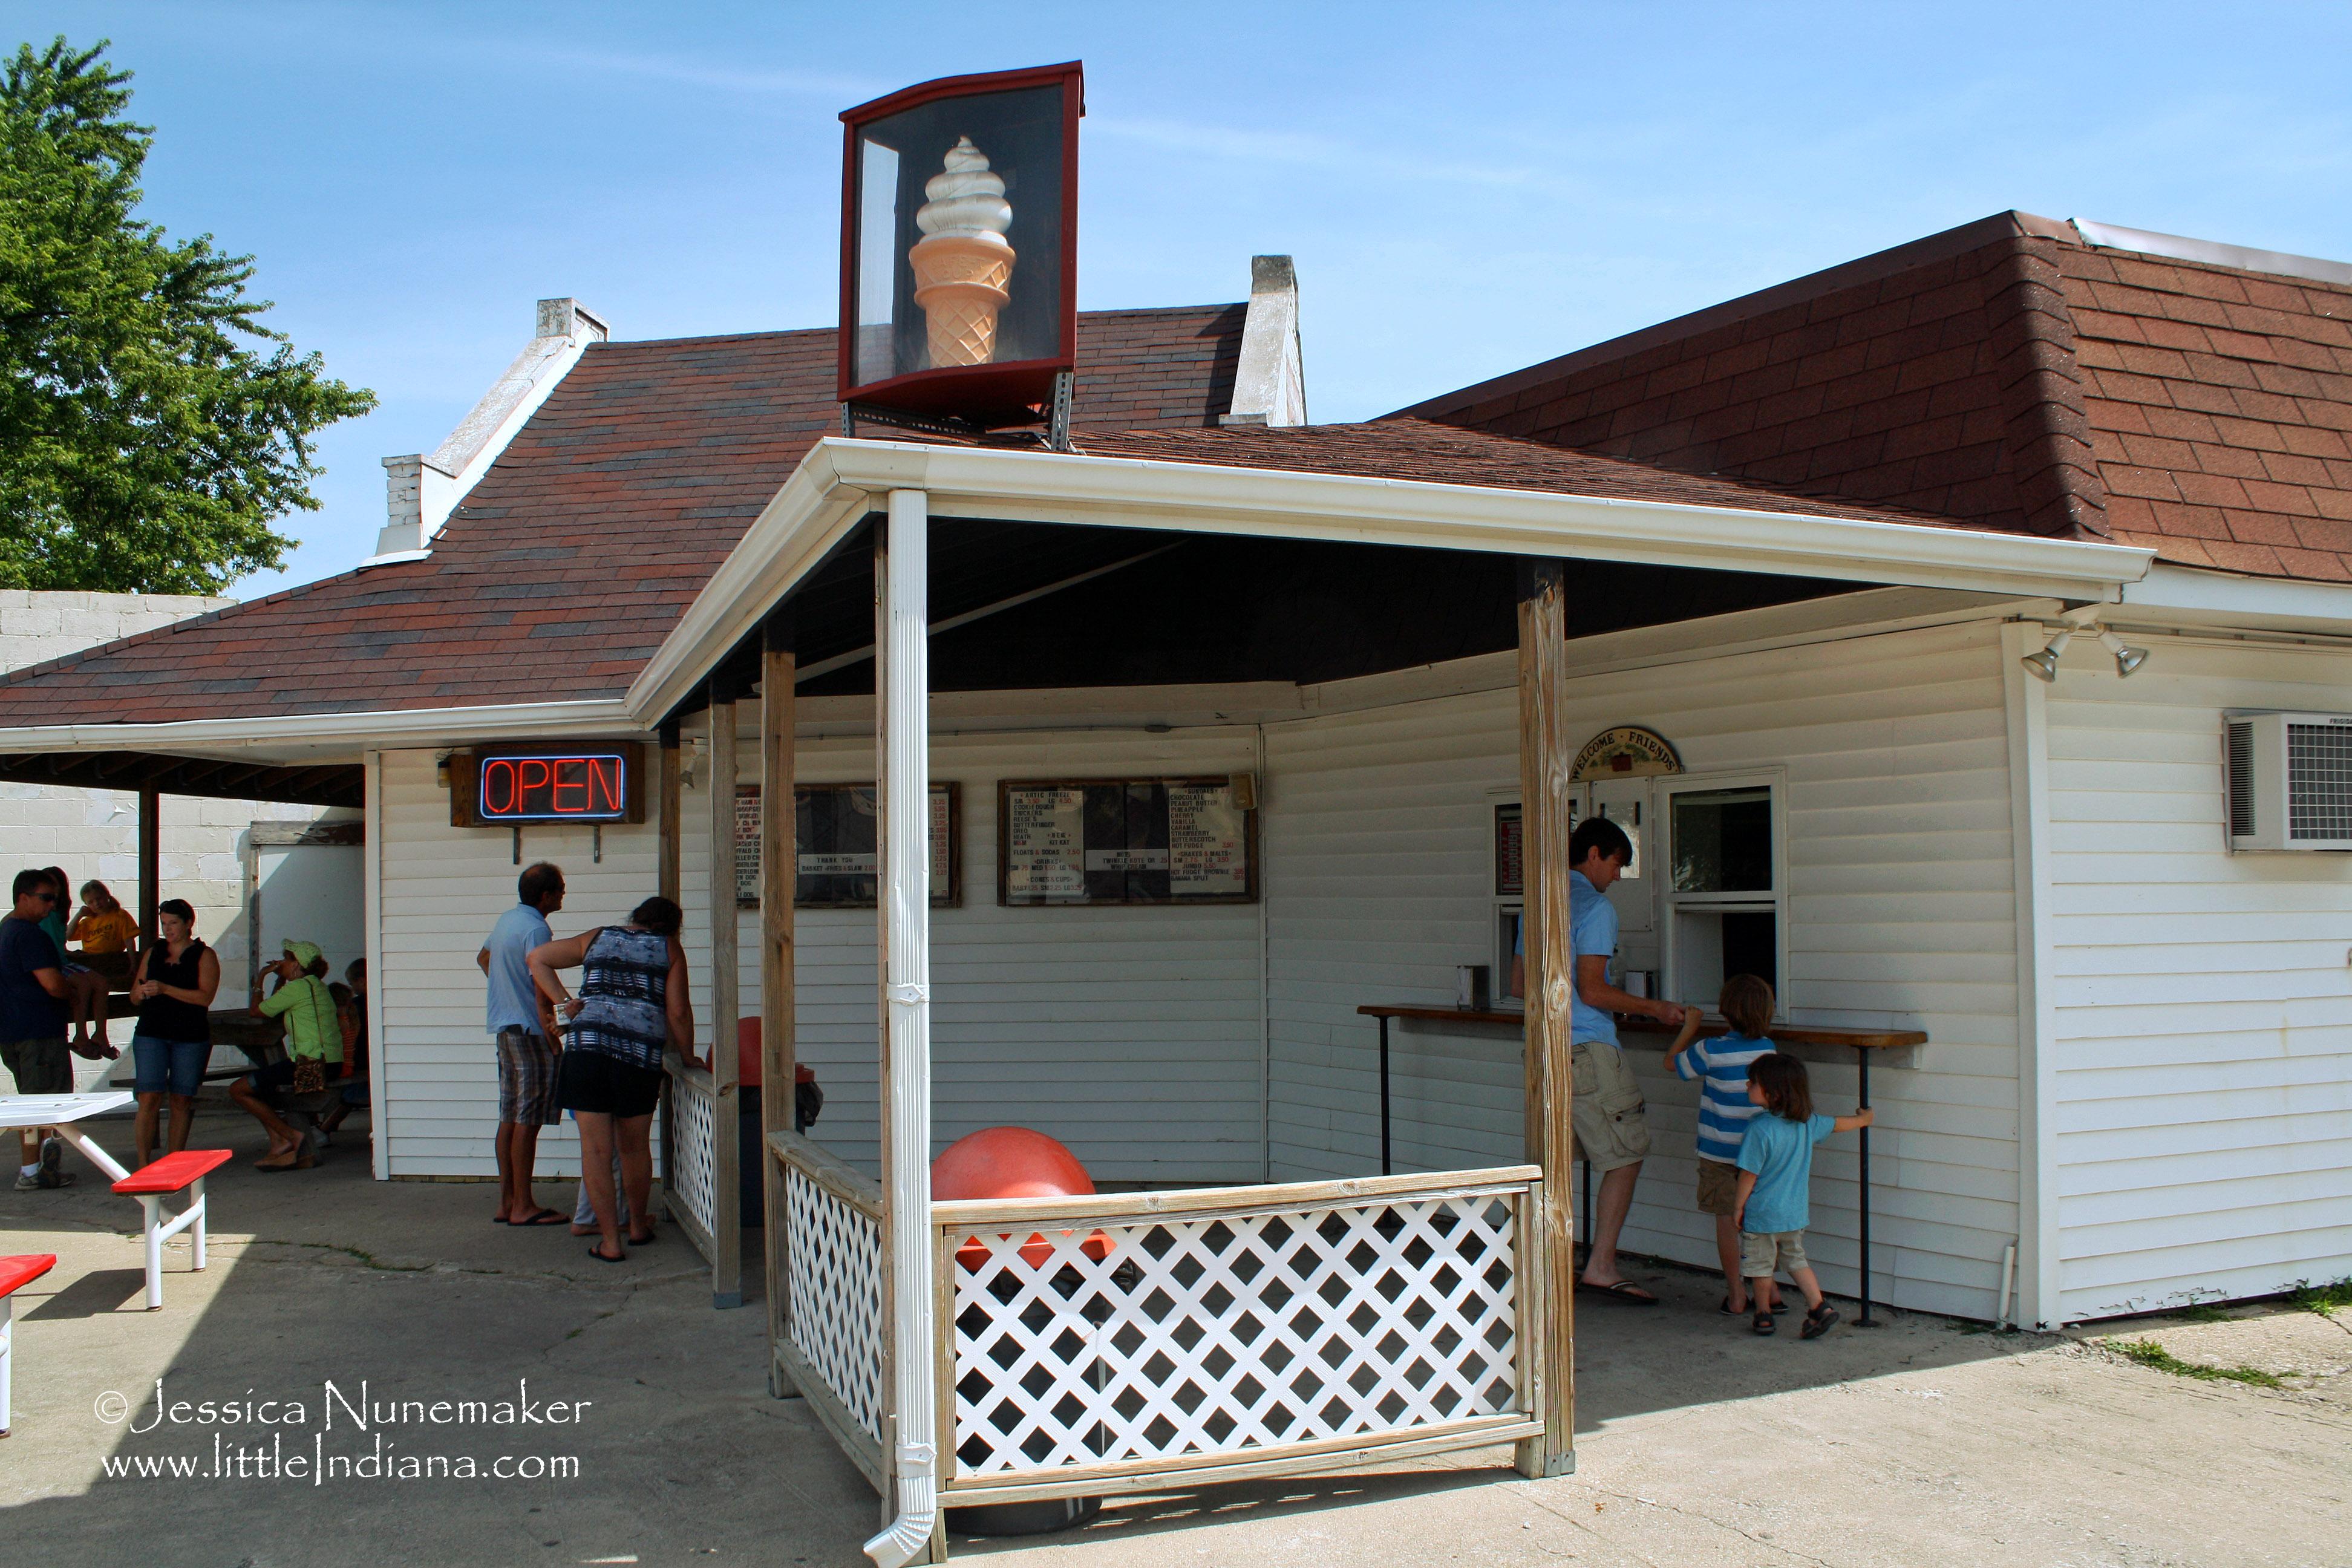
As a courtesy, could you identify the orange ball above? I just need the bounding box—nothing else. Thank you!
[932,1127,1107,1270]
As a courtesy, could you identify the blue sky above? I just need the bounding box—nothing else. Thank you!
[10,1,2352,595]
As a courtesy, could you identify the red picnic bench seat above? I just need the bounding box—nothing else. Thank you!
[113,1149,232,1310]
[1,1253,58,1435]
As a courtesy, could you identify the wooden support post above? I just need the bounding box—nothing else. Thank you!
[138,786,160,949]
[708,685,743,1310]
[761,612,799,1396]
[658,724,681,906]
[1514,558,1576,1479]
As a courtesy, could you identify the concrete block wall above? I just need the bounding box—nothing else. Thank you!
[0,590,329,1091]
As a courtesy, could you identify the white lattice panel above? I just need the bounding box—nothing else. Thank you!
[669,1074,717,1238]
[949,1191,1524,1477]
[786,1168,886,1444]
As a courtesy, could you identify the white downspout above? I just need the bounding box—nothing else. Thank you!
[866,488,938,1568]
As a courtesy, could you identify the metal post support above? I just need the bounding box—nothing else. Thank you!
[1855,1048,1877,1327]
[138,786,160,949]
[709,686,743,1310]
[761,613,800,1394]
[0,1293,13,1435]
[867,489,941,1568]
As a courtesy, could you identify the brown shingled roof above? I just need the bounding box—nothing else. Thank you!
[0,305,1247,728]
[1402,210,2352,586]
[2058,246,2352,581]
[1079,419,1969,529]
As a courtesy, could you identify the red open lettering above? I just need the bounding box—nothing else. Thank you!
[481,758,517,814]
[589,757,623,813]
[551,759,589,813]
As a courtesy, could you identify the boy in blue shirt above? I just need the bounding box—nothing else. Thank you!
[1734,1052,1872,1339]
[1672,974,1782,1317]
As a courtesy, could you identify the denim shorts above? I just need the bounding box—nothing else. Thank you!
[131,1034,212,1098]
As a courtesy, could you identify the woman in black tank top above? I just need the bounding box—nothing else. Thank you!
[128,900,221,1166]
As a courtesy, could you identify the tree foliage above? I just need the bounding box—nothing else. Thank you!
[0,37,374,593]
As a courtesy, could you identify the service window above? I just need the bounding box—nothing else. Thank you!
[1661,773,1786,1010]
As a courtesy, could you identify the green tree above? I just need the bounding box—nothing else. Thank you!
[0,37,374,593]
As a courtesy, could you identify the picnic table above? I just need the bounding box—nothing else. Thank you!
[0,1090,133,1182]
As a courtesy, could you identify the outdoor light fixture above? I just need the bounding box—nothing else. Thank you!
[2020,626,2073,682]
[2020,618,2150,682]
[2097,626,2151,677]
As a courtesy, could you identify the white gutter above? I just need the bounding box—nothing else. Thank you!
[0,698,639,760]
[630,437,2155,723]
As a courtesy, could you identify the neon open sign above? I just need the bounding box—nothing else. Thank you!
[456,744,645,827]
[478,754,629,822]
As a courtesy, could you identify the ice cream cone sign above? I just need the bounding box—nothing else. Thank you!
[909,137,1016,367]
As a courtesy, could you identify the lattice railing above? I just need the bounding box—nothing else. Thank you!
[665,1059,718,1253]
[771,1129,888,1481]
[933,1166,1544,1497]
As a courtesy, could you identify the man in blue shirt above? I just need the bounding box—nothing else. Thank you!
[477,862,566,1226]
[4,868,76,1189]
[1520,818,1694,1305]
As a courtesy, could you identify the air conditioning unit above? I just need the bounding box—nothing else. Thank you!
[2226,711,2352,851]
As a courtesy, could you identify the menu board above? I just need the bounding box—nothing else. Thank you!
[999,778,1257,906]
[734,782,959,909]
[1494,803,1523,897]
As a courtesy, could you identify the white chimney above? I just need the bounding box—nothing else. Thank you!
[1221,255,1306,428]
[365,298,610,564]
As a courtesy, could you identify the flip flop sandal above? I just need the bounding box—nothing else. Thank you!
[1717,1296,1745,1316]
[1752,1310,1777,1336]
[514,1209,569,1226]
[627,1230,658,1246]
[586,1245,627,1264]
[1802,1304,1841,1340]
[1577,1279,1661,1305]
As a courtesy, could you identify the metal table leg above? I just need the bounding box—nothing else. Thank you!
[1377,1016,1392,1176]
[1855,1047,1877,1327]
[53,1122,129,1184]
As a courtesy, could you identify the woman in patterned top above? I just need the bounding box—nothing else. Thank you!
[529,897,695,1263]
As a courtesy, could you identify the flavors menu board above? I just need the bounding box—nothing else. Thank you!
[1494,803,1523,897]
[1000,778,1257,906]
[733,782,960,908]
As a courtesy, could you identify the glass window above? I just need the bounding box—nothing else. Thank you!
[845,82,1071,393]
[1670,786,1773,895]
[1662,776,1785,1013]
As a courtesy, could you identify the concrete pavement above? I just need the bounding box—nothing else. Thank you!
[3,1103,2346,1567]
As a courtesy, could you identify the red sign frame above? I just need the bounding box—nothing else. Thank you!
[837,61,1083,423]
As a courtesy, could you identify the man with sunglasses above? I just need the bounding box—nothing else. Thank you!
[4,868,77,1188]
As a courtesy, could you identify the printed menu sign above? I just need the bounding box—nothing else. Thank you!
[1168,783,1247,897]
[1003,786,1088,903]
[734,782,959,908]
[999,778,1256,906]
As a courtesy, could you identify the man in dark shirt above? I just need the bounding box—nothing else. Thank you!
[4,867,75,1188]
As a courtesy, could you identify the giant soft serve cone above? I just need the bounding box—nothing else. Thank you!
[909,136,1016,367]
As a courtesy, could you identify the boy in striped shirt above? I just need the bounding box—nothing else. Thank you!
[1673,974,1782,1316]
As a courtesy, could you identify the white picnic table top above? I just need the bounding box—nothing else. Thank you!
[0,1091,133,1181]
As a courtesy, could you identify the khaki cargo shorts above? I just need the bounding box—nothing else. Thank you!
[1740,1229,1808,1278]
[1570,1038,1651,1174]
[1695,1158,1741,1216]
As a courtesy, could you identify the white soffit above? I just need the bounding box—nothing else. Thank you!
[633,439,2155,723]
[0,697,639,765]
